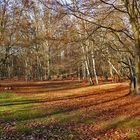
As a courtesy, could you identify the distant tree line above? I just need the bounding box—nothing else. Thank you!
[0,0,140,95]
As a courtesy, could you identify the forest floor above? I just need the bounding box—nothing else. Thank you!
[0,80,140,140]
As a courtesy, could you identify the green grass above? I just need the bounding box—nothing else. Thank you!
[124,119,140,128]
[0,91,95,139]
[0,88,139,139]
[124,132,138,140]
[0,91,96,124]
[101,116,140,130]
[100,116,140,140]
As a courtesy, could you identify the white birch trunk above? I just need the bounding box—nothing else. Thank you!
[81,45,94,85]
[91,53,98,84]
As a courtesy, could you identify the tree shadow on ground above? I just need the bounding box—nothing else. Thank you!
[0,91,131,124]
[1,83,139,139]
[0,85,128,107]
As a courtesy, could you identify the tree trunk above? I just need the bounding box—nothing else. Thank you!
[109,66,113,81]
[82,62,86,80]
[134,41,140,95]
[127,57,135,94]
[77,66,81,81]
[108,61,120,82]
[81,45,94,85]
[47,46,51,80]
[47,57,51,80]
[91,52,98,84]
[25,59,28,81]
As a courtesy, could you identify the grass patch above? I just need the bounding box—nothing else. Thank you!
[0,83,136,139]
[101,116,140,131]
[125,132,138,140]
[124,119,140,128]
[17,127,32,135]
[0,92,15,99]
[0,92,97,135]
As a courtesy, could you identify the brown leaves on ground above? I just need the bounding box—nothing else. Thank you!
[0,80,140,140]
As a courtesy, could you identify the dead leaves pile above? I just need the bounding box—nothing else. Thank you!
[0,82,140,140]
